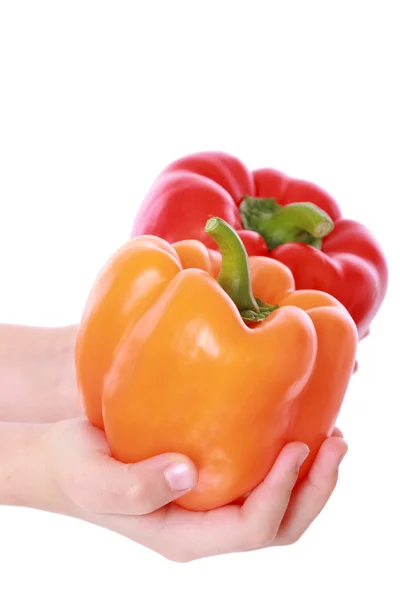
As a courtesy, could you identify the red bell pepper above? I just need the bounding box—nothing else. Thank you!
[131,151,388,339]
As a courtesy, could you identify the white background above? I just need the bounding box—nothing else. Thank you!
[0,1,399,598]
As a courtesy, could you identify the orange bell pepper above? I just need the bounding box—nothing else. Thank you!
[75,218,357,512]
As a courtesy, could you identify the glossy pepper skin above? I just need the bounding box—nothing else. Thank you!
[131,151,388,340]
[76,219,357,512]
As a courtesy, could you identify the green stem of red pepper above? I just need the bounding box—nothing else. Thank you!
[205,217,278,323]
[240,197,334,250]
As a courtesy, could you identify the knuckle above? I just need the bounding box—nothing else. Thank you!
[124,466,169,515]
[67,468,148,514]
[125,476,152,514]
[308,470,339,498]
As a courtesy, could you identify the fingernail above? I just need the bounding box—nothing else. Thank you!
[164,462,195,492]
[296,447,310,471]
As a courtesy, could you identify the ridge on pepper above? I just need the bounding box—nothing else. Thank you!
[76,217,357,512]
[131,151,388,340]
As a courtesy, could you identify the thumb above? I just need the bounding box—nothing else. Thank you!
[75,451,198,516]
[95,453,198,516]
[52,420,198,516]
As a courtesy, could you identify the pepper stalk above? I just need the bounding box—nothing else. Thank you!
[240,196,334,250]
[205,217,278,323]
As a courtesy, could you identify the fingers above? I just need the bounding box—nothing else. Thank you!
[57,420,198,516]
[53,419,348,563]
[156,442,311,561]
[79,435,347,563]
[276,436,348,545]
[238,442,310,548]
[190,437,345,558]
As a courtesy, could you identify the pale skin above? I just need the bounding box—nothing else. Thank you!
[0,324,348,562]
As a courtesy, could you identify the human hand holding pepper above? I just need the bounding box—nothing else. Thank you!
[0,418,347,562]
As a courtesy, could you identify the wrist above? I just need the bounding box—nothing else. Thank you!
[0,422,53,509]
[0,324,82,423]
[47,325,82,421]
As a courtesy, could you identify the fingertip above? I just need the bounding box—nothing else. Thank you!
[140,452,198,495]
[275,436,348,546]
[280,441,310,465]
[164,459,198,493]
[294,443,311,472]
[324,435,348,456]
[314,436,348,474]
[332,427,344,438]
[261,442,310,487]
[115,452,198,514]
[240,442,311,535]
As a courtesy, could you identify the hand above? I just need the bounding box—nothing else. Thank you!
[43,419,347,562]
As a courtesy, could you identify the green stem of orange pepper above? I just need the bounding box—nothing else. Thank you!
[205,217,278,323]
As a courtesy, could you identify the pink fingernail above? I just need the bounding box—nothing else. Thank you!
[164,462,195,492]
[296,447,310,471]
